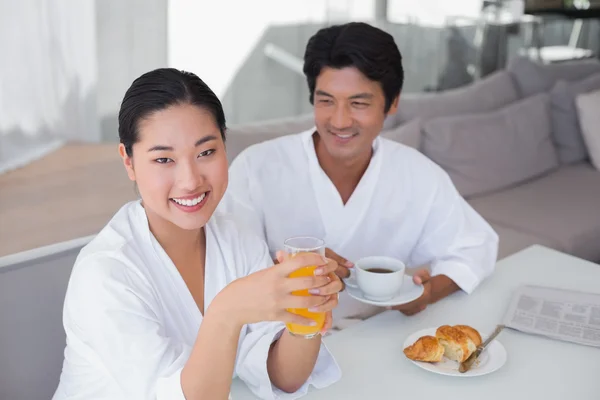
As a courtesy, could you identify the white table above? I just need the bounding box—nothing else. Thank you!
[231,245,600,399]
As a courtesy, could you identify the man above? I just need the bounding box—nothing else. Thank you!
[221,22,498,329]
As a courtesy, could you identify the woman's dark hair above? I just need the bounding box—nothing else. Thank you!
[118,68,226,157]
[303,22,404,112]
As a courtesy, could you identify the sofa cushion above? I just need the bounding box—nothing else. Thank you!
[550,73,600,164]
[393,71,519,126]
[380,118,422,149]
[507,56,600,98]
[490,223,564,261]
[422,93,559,198]
[576,89,600,171]
[468,164,600,262]
[226,113,315,162]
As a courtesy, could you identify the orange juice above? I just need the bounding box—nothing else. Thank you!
[286,262,326,337]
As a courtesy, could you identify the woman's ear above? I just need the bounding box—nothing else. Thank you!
[118,143,136,181]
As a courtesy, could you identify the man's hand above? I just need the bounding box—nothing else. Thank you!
[388,271,460,316]
[389,270,432,316]
[325,248,354,279]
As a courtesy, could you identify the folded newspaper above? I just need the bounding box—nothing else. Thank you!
[503,285,600,347]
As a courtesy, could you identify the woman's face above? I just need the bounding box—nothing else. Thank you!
[119,103,228,231]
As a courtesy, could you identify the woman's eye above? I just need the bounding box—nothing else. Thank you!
[198,149,215,158]
[155,158,172,164]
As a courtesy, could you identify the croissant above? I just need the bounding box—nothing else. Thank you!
[403,335,444,362]
[435,325,477,363]
[454,325,482,347]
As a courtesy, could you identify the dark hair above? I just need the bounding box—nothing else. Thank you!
[303,22,404,112]
[118,68,226,157]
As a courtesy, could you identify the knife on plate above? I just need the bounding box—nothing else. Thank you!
[459,324,505,373]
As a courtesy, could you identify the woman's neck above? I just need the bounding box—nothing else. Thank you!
[143,204,206,262]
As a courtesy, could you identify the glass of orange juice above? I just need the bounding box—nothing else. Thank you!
[284,236,327,338]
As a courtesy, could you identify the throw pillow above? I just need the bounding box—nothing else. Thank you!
[575,89,600,171]
[507,56,600,98]
[380,119,422,150]
[421,93,559,198]
[393,70,519,126]
[550,72,600,164]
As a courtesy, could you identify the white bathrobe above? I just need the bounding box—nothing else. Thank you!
[52,200,340,400]
[221,129,499,327]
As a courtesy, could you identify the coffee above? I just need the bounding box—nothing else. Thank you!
[365,267,394,274]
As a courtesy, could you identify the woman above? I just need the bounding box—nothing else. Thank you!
[52,68,342,400]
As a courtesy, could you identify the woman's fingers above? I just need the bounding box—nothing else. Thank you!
[283,293,329,310]
[308,272,342,295]
[320,312,333,334]
[307,295,338,313]
[285,275,330,292]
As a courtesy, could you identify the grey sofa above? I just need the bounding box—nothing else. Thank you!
[225,56,600,263]
[0,243,85,400]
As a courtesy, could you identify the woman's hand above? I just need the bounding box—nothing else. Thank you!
[217,252,341,327]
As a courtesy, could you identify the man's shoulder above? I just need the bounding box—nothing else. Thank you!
[232,130,309,170]
[379,137,441,174]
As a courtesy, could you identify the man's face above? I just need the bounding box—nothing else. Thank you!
[313,66,398,162]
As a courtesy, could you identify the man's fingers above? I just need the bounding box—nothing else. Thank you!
[388,301,427,316]
[412,269,432,285]
[335,265,351,279]
[402,304,427,316]
[313,258,338,276]
[325,248,354,268]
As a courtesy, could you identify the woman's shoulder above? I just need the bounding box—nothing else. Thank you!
[70,201,153,292]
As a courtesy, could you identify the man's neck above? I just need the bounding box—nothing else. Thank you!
[313,133,372,204]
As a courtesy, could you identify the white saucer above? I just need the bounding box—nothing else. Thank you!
[345,275,424,306]
[402,327,507,377]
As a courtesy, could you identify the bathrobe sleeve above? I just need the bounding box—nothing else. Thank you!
[233,231,342,399]
[62,255,190,400]
[408,163,499,294]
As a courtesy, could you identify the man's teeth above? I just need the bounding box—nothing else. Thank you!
[334,133,353,139]
[172,193,206,206]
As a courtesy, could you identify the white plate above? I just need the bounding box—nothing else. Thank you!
[345,275,424,307]
[402,327,507,377]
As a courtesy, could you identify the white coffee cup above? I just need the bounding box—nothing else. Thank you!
[354,256,406,301]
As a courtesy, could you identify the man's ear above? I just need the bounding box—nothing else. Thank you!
[119,143,136,182]
[387,94,399,116]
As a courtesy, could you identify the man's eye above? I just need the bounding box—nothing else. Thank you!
[155,158,172,164]
[198,149,215,157]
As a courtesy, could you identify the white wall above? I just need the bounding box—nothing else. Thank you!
[167,0,376,98]
[0,0,99,173]
[96,0,168,140]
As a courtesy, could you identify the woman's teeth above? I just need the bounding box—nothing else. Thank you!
[172,193,206,206]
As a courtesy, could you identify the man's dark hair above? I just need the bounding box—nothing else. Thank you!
[303,22,404,112]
